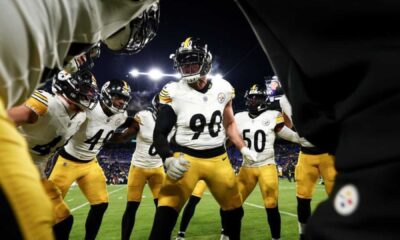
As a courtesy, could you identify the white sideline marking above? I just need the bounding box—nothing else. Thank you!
[243,202,297,218]
[67,199,74,202]
[204,192,297,218]
[71,186,125,212]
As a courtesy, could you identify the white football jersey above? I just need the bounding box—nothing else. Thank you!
[0,0,157,108]
[279,95,293,122]
[235,110,284,167]
[64,103,127,161]
[160,79,235,150]
[18,90,86,173]
[131,110,163,168]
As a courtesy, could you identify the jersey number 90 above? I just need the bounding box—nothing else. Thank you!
[189,110,222,140]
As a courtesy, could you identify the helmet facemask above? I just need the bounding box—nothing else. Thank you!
[103,2,160,55]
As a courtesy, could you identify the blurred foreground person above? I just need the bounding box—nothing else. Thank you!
[0,1,159,238]
[236,0,399,239]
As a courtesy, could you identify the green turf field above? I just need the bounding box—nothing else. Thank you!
[67,180,328,240]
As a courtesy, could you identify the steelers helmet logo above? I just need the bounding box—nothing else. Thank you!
[334,184,359,216]
[217,93,226,103]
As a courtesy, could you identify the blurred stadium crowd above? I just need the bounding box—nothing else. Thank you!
[98,139,300,184]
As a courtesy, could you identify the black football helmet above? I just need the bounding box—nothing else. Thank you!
[103,2,160,55]
[244,84,268,115]
[100,79,131,114]
[170,37,212,83]
[52,69,99,110]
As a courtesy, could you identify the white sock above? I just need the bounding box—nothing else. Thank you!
[298,222,306,235]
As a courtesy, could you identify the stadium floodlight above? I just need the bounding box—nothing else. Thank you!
[213,73,223,80]
[129,67,181,80]
[129,69,139,77]
[148,68,163,81]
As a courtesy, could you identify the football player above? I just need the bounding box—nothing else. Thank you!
[117,93,166,240]
[7,70,98,240]
[278,95,336,240]
[235,84,303,240]
[0,1,159,238]
[149,37,257,240]
[175,180,208,240]
[47,79,130,240]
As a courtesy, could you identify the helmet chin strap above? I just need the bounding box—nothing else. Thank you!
[257,105,267,112]
[248,105,267,118]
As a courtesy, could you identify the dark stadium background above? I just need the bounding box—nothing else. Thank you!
[88,0,299,184]
[92,0,274,113]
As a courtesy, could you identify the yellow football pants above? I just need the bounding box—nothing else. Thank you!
[158,152,242,212]
[0,98,54,239]
[295,152,336,199]
[127,165,165,202]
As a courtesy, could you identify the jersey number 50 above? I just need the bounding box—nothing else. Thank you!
[243,129,266,153]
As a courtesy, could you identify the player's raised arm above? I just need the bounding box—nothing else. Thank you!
[7,91,44,126]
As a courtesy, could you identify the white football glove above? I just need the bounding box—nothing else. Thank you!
[240,147,258,164]
[164,154,190,180]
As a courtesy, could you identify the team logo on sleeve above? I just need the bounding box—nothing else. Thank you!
[217,93,226,103]
[262,120,270,126]
[334,184,359,216]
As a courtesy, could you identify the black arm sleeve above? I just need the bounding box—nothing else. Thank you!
[153,104,177,159]
[115,116,135,133]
